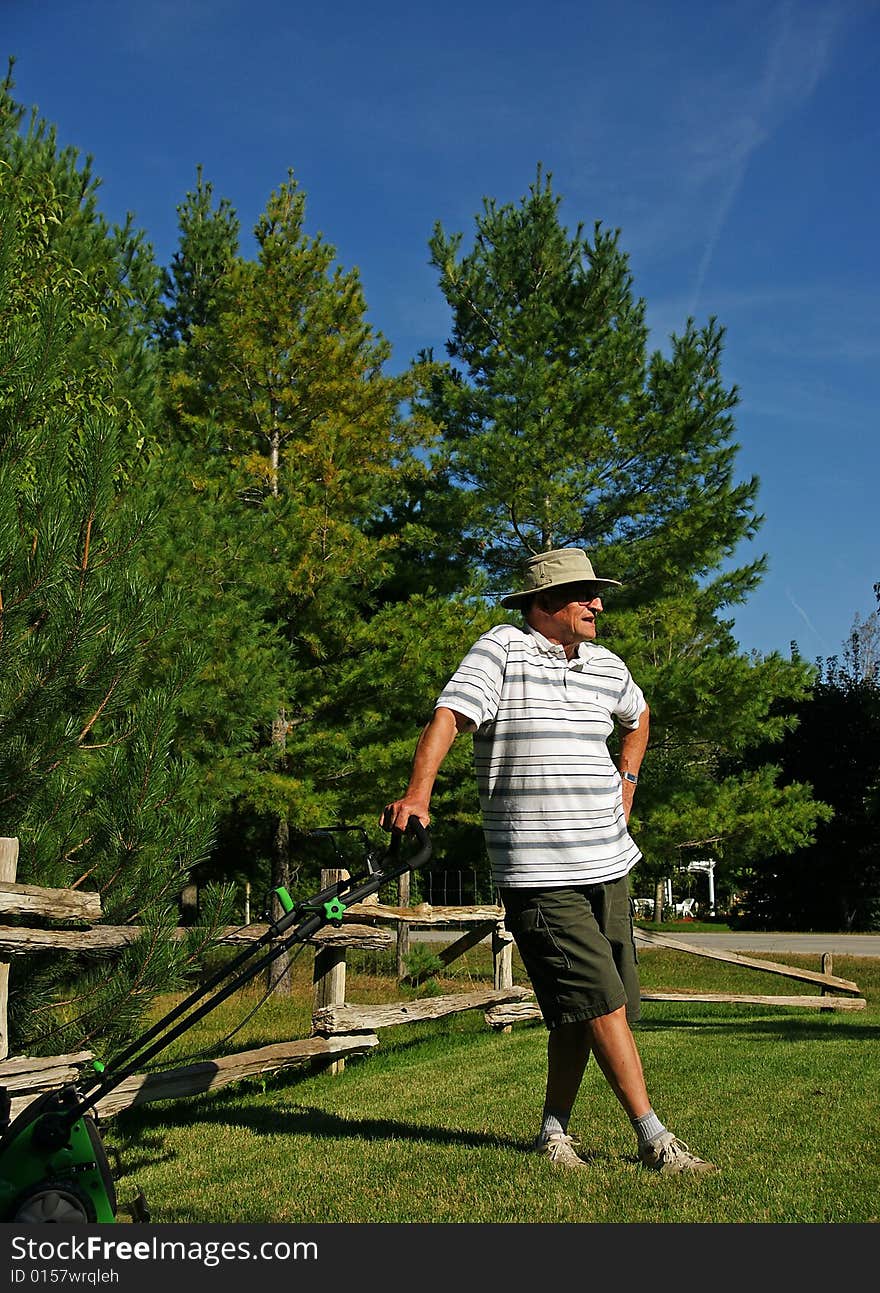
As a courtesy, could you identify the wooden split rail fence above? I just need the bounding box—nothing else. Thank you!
[335,896,866,1029]
[0,842,526,1120]
[0,838,865,1123]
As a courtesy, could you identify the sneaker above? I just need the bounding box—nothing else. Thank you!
[638,1132,716,1175]
[534,1132,589,1168]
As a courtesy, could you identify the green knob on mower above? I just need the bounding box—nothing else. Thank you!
[323,897,346,923]
[273,887,294,914]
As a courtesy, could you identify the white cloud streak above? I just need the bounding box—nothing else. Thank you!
[688,1,840,316]
[786,587,833,652]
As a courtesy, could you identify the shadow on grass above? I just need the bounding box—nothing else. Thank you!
[635,1015,880,1039]
[116,1097,528,1169]
[109,1127,175,1177]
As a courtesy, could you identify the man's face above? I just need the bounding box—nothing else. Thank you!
[538,582,604,645]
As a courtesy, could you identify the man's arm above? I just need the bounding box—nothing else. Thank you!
[382,706,473,830]
[618,702,650,824]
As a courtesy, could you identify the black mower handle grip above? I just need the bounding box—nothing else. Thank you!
[386,816,432,870]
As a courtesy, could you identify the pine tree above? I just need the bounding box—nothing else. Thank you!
[427,169,760,589]
[156,165,240,353]
[148,173,464,974]
[0,70,227,1056]
[1,60,162,463]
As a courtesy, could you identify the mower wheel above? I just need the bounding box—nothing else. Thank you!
[12,1182,95,1223]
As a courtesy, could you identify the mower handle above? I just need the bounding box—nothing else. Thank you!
[386,815,431,868]
[54,818,433,1122]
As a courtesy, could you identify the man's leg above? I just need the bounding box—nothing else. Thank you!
[503,884,714,1171]
[533,1021,592,1165]
[544,1020,592,1124]
[582,1004,716,1174]
[583,1004,651,1118]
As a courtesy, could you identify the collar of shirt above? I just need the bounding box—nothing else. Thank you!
[525,626,594,668]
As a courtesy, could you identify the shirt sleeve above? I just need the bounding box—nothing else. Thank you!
[434,631,508,731]
[614,665,647,730]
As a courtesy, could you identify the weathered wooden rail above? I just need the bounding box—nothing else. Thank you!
[333,899,865,1011]
[1,1037,382,1122]
[312,986,533,1036]
[634,928,862,996]
[0,921,392,956]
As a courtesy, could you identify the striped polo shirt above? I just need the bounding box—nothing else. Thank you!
[435,623,647,888]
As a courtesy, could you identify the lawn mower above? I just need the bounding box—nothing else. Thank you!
[0,819,432,1223]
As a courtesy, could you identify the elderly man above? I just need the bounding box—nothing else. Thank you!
[384,548,715,1175]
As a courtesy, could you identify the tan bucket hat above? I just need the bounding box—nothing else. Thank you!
[499,547,622,609]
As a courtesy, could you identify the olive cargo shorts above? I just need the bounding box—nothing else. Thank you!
[499,876,641,1028]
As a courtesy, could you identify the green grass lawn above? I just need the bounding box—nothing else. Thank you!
[108,944,880,1224]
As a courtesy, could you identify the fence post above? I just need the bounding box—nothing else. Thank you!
[396,870,411,980]
[821,952,834,1011]
[312,868,348,1074]
[492,921,514,1034]
[0,837,19,1060]
[179,882,199,926]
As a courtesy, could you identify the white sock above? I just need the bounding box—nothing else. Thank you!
[632,1109,666,1146]
[539,1110,570,1141]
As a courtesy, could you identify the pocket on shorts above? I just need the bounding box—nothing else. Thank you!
[507,902,572,972]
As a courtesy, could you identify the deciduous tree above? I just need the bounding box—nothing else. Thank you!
[739,616,880,930]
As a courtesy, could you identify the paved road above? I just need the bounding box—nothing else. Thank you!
[641,931,880,957]
[413,928,880,956]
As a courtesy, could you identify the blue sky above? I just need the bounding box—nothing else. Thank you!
[5,0,878,661]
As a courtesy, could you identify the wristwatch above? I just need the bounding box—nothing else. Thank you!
[621,771,638,784]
